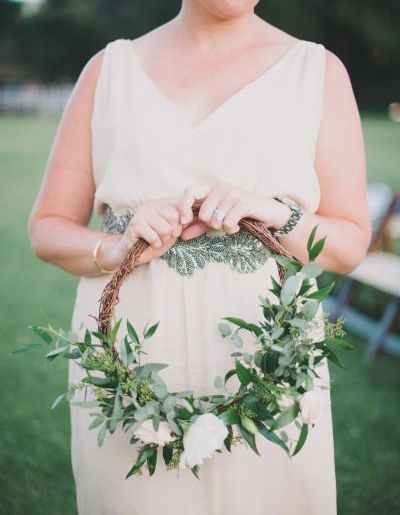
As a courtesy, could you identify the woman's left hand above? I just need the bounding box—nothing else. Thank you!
[177,179,292,240]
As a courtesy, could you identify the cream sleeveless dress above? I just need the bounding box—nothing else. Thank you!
[69,38,336,515]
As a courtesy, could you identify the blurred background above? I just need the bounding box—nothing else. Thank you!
[0,1,399,514]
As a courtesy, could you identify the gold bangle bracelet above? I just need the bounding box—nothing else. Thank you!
[92,234,117,274]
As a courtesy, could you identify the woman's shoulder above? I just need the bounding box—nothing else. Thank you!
[299,37,351,81]
[74,38,131,90]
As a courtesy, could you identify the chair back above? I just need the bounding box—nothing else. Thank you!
[367,182,397,250]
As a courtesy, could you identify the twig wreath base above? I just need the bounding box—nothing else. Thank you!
[14,208,352,480]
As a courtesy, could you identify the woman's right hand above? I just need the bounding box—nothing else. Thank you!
[98,198,185,271]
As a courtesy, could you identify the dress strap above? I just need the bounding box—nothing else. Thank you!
[91,38,128,127]
[91,39,128,216]
[297,41,327,154]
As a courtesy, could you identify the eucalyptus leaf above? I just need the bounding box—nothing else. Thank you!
[11,342,43,354]
[234,359,254,387]
[109,393,123,432]
[280,275,301,305]
[241,415,258,434]
[177,398,194,413]
[243,353,253,364]
[147,447,158,476]
[270,253,302,272]
[258,425,289,454]
[50,393,65,410]
[217,322,232,337]
[109,317,122,344]
[127,320,140,344]
[289,318,309,330]
[136,363,168,378]
[214,375,224,390]
[144,321,160,339]
[307,225,318,254]
[307,282,335,301]
[46,345,69,358]
[166,413,182,436]
[84,329,92,347]
[271,327,284,339]
[28,325,52,344]
[325,338,353,351]
[89,416,104,430]
[292,423,309,456]
[219,409,240,425]
[232,331,244,349]
[301,300,319,321]
[71,400,100,408]
[163,396,176,413]
[222,317,250,330]
[237,424,260,455]
[97,423,107,447]
[152,414,160,432]
[309,236,326,261]
[301,263,323,278]
[63,349,81,359]
[270,403,300,431]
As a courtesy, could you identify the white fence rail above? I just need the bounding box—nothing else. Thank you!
[0,83,74,113]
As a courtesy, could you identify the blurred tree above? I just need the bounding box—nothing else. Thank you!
[0,0,21,36]
[255,0,400,106]
[13,0,180,80]
[3,0,400,107]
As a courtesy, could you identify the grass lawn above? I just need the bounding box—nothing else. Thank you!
[0,113,399,515]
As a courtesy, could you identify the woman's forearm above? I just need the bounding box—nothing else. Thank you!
[28,216,121,277]
[274,210,370,274]
[251,198,371,274]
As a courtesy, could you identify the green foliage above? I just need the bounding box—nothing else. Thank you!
[13,226,353,479]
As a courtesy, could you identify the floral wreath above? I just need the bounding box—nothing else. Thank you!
[14,201,351,480]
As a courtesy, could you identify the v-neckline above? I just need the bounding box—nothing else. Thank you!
[127,38,304,131]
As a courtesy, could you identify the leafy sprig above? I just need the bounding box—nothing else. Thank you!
[12,225,351,479]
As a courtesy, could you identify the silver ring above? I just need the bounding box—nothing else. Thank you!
[214,207,225,222]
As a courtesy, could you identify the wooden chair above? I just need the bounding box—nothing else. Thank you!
[324,183,400,359]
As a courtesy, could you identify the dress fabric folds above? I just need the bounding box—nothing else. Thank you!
[68,37,336,515]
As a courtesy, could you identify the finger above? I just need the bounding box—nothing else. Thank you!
[178,182,213,224]
[171,221,183,239]
[156,202,181,224]
[209,197,235,230]
[131,221,163,249]
[197,189,222,225]
[179,221,209,240]
[221,200,247,234]
[147,213,175,242]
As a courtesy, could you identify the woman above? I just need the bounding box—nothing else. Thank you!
[28,1,371,514]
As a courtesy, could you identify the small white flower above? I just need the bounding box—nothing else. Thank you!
[306,309,326,343]
[133,419,175,446]
[179,413,228,470]
[299,390,330,425]
[278,393,295,410]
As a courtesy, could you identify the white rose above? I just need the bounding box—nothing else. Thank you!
[299,390,330,425]
[278,393,295,410]
[133,419,175,446]
[179,413,228,470]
